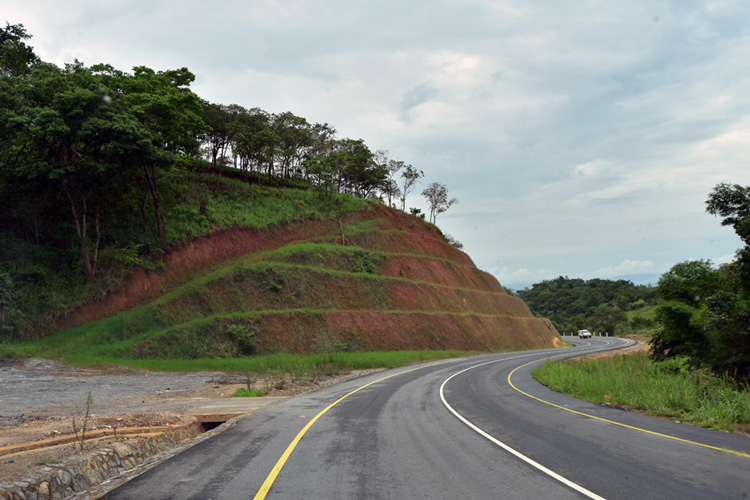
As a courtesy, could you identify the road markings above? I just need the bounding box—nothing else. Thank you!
[251,360,452,500]
[253,340,632,499]
[507,359,750,459]
[439,357,607,500]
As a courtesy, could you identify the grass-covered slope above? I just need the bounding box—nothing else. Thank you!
[7,202,561,363]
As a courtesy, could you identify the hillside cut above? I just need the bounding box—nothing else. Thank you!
[63,203,562,357]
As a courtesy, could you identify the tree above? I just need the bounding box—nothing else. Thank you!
[421,182,457,224]
[0,23,38,77]
[589,305,628,335]
[706,183,750,290]
[0,271,23,340]
[372,151,403,207]
[650,260,723,363]
[400,165,423,211]
[2,62,153,285]
[273,111,313,179]
[122,66,206,239]
[200,100,240,170]
[657,259,726,307]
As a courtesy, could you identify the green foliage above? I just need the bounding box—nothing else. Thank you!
[409,207,426,220]
[352,251,377,274]
[588,305,628,335]
[225,323,257,354]
[651,257,750,381]
[518,276,658,333]
[648,183,750,382]
[629,315,655,331]
[533,353,750,432]
[444,233,463,249]
[0,270,23,340]
[232,388,265,397]
[657,259,726,307]
[0,23,38,77]
[0,170,368,338]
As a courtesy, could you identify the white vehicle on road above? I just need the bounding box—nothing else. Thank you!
[578,329,592,339]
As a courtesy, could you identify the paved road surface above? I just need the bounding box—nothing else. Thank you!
[102,338,750,499]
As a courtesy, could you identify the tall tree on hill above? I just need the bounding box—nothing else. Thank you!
[273,111,313,179]
[232,107,271,178]
[201,101,241,171]
[0,23,38,77]
[122,66,206,239]
[422,182,457,224]
[400,164,423,211]
[375,150,404,207]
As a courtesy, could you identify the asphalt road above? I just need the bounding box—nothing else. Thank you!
[102,338,750,499]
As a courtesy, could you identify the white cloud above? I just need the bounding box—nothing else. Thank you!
[714,253,737,265]
[490,267,560,290]
[595,260,656,279]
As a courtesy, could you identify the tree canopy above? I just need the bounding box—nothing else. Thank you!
[650,183,750,382]
[517,276,657,334]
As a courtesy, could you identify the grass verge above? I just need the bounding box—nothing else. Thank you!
[0,348,469,381]
[532,352,750,433]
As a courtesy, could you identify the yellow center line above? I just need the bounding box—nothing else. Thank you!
[507,358,750,459]
[252,360,452,500]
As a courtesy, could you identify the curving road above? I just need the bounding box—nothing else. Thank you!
[103,338,750,499]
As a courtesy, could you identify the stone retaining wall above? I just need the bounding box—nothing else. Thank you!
[0,425,201,500]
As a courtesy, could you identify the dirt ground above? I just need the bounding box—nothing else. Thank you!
[577,335,651,359]
[0,358,378,484]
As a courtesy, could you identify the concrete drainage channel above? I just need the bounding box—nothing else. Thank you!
[0,397,288,500]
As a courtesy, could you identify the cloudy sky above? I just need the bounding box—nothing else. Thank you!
[5,0,749,289]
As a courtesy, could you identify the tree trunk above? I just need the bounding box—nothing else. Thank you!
[62,182,96,286]
[144,164,164,239]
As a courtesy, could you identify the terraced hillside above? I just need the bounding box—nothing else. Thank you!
[47,203,562,360]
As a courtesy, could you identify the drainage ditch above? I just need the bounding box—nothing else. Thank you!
[0,415,237,500]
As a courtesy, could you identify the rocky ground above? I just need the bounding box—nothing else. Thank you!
[0,359,379,484]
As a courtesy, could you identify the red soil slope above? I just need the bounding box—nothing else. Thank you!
[62,203,562,352]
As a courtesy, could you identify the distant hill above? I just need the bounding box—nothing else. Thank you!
[517,276,658,334]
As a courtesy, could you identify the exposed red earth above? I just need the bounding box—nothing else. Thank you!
[56,203,561,353]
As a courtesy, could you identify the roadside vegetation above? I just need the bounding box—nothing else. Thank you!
[532,352,750,433]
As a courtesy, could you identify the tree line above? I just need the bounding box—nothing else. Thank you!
[515,277,658,335]
[0,24,458,289]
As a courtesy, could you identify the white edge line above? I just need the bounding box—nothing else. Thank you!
[437,343,629,500]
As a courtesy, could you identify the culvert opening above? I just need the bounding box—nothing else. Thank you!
[195,416,231,432]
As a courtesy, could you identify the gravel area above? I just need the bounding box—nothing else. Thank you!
[0,359,244,427]
[0,358,382,485]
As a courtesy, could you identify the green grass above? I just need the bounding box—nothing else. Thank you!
[232,388,266,397]
[0,348,468,385]
[625,304,658,320]
[532,352,750,432]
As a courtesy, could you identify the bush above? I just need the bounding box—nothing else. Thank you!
[352,251,376,274]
